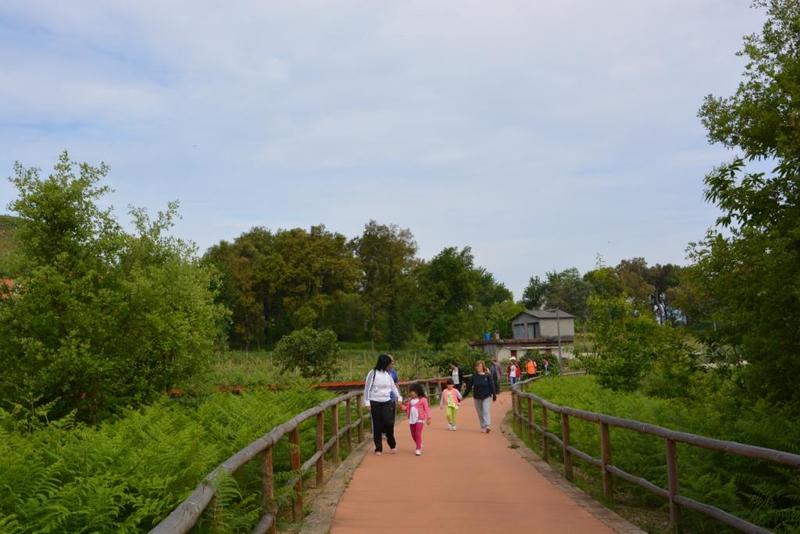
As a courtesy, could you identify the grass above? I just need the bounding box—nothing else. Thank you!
[181,349,442,395]
[512,375,800,533]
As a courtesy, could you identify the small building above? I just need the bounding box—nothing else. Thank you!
[511,309,575,340]
[469,308,575,361]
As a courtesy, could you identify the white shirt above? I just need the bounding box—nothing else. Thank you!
[408,398,420,424]
[364,370,403,406]
[510,365,517,378]
[451,368,460,385]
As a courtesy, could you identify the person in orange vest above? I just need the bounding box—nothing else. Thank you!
[525,358,537,380]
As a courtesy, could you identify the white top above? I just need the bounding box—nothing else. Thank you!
[408,398,420,424]
[451,368,460,385]
[509,366,517,378]
[363,370,403,406]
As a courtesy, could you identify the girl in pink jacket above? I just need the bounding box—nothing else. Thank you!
[401,383,431,456]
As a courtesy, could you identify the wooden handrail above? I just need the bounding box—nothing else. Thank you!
[511,373,800,534]
[151,376,446,533]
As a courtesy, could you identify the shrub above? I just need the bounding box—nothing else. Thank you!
[272,327,339,379]
[521,376,800,533]
[0,386,334,532]
[0,153,227,421]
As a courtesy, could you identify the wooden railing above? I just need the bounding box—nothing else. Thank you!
[151,377,446,533]
[511,373,800,534]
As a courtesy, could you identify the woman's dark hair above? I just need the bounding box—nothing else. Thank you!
[409,383,426,398]
[374,353,393,372]
[445,378,454,385]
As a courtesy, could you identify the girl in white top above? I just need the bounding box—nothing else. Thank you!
[364,354,403,455]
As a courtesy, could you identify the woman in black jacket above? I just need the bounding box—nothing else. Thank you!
[462,360,497,433]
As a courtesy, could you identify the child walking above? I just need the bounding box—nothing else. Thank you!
[401,383,431,456]
[440,378,462,430]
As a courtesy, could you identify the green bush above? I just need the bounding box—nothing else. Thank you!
[581,296,696,394]
[273,327,340,380]
[0,153,227,421]
[0,386,333,533]
[423,343,486,375]
[518,376,800,533]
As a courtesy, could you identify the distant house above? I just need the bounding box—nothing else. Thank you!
[511,309,575,340]
[468,308,576,361]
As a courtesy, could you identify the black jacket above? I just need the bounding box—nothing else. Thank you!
[463,373,496,400]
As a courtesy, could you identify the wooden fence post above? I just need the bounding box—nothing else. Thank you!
[262,445,276,534]
[666,438,681,532]
[541,406,549,461]
[356,394,365,442]
[526,397,533,441]
[289,428,303,521]
[315,412,325,487]
[331,404,340,465]
[600,422,613,501]
[345,398,353,451]
[561,413,574,481]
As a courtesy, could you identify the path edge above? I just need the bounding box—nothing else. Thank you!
[299,438,371,534]
[500,414,646,534]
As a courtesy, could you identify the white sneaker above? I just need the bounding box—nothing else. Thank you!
[415,449,421,456]
[452,425,457,431]
[389,448,397,454]
[448,424,454,430]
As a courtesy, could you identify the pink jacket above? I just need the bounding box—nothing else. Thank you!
[402,397,431,422]
[440,388,462,407]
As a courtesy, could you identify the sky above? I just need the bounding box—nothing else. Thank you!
[0,1,763,298]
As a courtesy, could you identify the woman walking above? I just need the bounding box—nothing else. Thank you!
[462,360,497,433]
[364,354,403,455]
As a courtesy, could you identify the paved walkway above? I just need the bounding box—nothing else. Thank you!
[330,392,617,533]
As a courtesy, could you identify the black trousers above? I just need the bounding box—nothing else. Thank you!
[370,400,396,452]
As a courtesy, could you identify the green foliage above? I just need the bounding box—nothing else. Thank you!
[352,220,418,348]
[541,267,592,320]
[204,225,361,349]
[692,0,800,406]
[522,275,547,309]
[272,327,340,380]
[0,386,333,533]
[581,296,696,393]
[417,246,512,348]
[516,376,800,533]
[0,214,19,276]
[0,152,227,421]
[422,344,486,376]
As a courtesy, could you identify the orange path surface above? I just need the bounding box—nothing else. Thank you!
[330,392,615,533]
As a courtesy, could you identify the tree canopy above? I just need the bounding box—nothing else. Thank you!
[0,152,226,421]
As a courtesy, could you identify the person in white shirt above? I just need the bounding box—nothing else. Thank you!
[449,362,462,392]
[364,354,403,455]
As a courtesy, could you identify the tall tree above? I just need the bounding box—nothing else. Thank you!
[1,153,225,421]
[351,221,418,348]
[542,268,592,320]
[204,225,360,347]
[694,0,800,405]
[522,275,547,309]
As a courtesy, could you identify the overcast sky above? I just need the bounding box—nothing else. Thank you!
[0,1,762,297]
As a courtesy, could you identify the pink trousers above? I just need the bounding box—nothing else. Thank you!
[409,422,424,449]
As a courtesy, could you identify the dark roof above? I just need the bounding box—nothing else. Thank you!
[512,308,575,321]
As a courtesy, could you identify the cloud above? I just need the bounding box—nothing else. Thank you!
[0,0,762,297]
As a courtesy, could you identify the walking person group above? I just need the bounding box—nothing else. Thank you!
[364,353,542,456]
